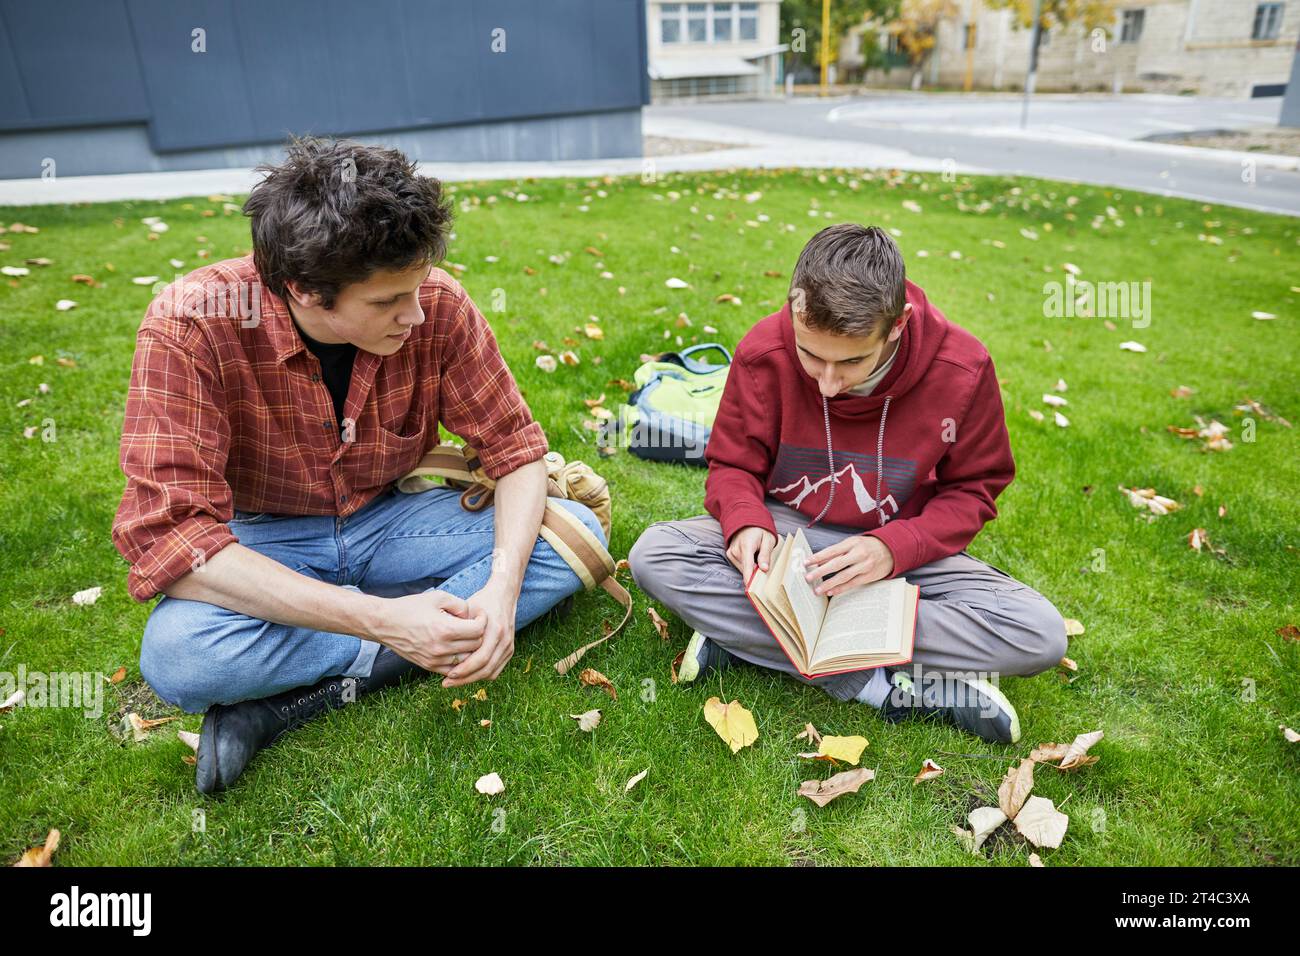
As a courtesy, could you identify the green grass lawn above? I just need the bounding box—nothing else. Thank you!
[1,168,1297,866]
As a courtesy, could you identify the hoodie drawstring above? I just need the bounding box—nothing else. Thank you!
[808,394,893,528]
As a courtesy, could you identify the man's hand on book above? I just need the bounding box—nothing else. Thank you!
[727,525,776,584]
[804,535,895,596]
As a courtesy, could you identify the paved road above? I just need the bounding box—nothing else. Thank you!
[648,94,1300,216]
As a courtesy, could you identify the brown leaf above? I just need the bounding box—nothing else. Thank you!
[798,768,875,807]
[1057,730,1104,771]
[108,666,126,684]
[1013,796,1068,848]
[579,667,617,701]
[670,649,684,684]
[998,758,1035,818]
[913,758,944,784]
[13,828,60,867]
[1028,742,1070,764]
[647,607,670,641]
[795,722,822,746]
[1277,625,1300,643]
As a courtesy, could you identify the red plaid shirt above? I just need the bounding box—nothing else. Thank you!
[111,255,547,602]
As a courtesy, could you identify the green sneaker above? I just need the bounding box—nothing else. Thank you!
[676,630,735,685]
[879,669,1021,744]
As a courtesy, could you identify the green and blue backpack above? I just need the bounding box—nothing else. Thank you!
[611,343,731,466]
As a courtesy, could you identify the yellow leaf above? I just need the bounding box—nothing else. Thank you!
[703,696,758,753]
[818,734,868,765]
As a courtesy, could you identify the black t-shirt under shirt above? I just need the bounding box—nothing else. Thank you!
[289,309,356,429]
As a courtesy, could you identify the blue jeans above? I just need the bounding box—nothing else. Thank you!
[140,486,605,713]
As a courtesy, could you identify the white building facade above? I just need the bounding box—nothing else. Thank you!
[647,1,787,100]
[840,0,1298,98]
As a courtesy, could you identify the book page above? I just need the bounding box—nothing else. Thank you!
[780,529,828,647]
[810,579,905,668]
[761,535,802,638]
[746,564,809,673]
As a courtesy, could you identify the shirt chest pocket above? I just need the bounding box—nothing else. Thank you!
[339,417,430,489]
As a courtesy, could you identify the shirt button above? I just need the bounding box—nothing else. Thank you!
[310,373,321,382]
[340,494,349,504]
[322,420,331,429]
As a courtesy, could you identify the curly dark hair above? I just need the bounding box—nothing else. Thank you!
[243,136,454,309]
[789,223,906,339]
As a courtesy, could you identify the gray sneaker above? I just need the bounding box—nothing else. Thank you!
[878,669,1021,744]
[676,630,735,684]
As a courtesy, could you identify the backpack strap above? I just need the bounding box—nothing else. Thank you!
[397,444,630,674]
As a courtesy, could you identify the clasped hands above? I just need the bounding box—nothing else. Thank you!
[373,576,519,689]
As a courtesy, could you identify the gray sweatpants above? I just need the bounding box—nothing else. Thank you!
[628,500,1068,701]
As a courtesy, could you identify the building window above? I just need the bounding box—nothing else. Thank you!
[661,2,761,44]
[661,3,682,43]
[713,2,734,41]
[1252,2,1283,40]
[1119,9,1145,43]
[687,3,708,42]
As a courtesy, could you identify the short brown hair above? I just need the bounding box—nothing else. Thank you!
[789,224,906,338]
[243,136,453,309]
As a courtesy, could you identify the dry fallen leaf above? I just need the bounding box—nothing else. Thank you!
[579,667,617,702]
[818,735,868,765]
[475,772,505,796]
[703,696,758,753]
[570,709,602,732]
[71,586,102,606]
[1058,730,1104,770]
[1028,742,1070,764]
[13,829,60,867]
[647,608,670,641]
[1029,852,1044,867]
[954,806,1008,854]
[1281,725,1300,743]
[625,768,648,792]
[1,689,24,712]
[1064,618,1085,638]
[913,758,944,784]
[798,768,874,807]
[1013,796,1068,848]
[127,712,179,742]
[177,729,200,752]
[795,722,822,746]
[998,758,1036,819]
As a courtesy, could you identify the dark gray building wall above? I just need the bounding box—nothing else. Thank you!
[0,0,648,179]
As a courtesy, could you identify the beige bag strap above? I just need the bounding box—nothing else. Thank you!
[398,444,631,674]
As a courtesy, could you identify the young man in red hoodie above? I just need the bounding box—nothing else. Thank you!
[629,223,1067,744]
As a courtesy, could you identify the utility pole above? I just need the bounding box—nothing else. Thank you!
[1281,32,1300,127]
[820,0,831,96]
[1019,0,1045,129]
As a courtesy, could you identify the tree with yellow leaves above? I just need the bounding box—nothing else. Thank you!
[888,0,959,90]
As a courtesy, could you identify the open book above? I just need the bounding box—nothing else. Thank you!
[745,528,918,679]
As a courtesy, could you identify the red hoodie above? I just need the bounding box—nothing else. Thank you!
[703,279,1015,578]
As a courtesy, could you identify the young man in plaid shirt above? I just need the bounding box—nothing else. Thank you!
[112,138,603,794]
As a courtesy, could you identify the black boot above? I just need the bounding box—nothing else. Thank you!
[195,647,426,795]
